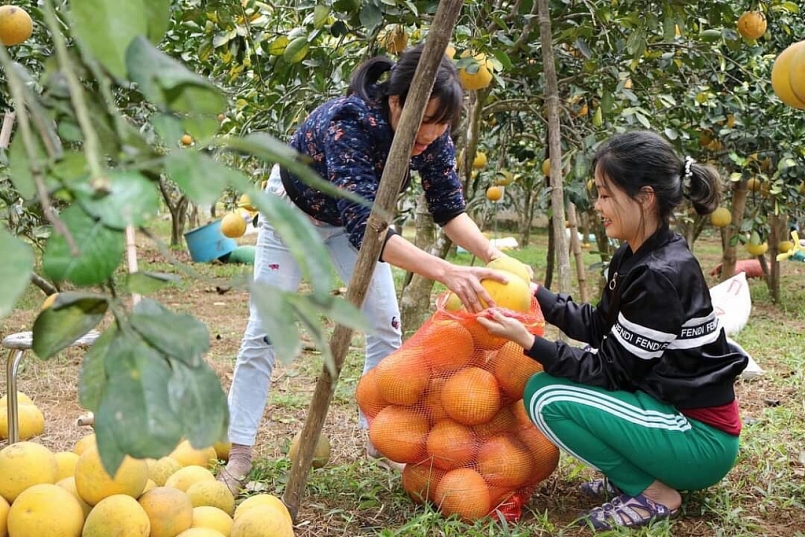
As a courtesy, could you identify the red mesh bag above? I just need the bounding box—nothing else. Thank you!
[358,291,560,523]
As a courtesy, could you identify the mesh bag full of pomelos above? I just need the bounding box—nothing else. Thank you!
[357,256,560,523]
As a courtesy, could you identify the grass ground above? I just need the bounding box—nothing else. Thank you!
[1,223,804,536]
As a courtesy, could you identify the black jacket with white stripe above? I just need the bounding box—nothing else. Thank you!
[527,225,748,410]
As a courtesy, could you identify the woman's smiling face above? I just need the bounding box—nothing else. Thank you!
[593,167,654,251]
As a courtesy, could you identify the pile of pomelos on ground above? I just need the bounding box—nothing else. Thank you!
[0,396,293,537]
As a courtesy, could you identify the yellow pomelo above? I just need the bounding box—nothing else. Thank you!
[7,483,84,537]
[40,292,59,311]
[165,465,216,492]
[771,41,805,110]
[288,430,331,469]
[384,25,408,54]
[138,487,194,537]
[0,495,8,537]
[213,441,231,462]
[789,43,805,105]
[0,5,33,46]
[233,494,292,527]
[177,529,227,537]
[541,158,551,176]
[191,506,234,535]
[150,456,183,486]
[444,292,464,311]
[231,504,294,537]
[736,11,767,40]
[0,391,33,406]
[709,207,732,228]
[494,170,513,186]
[0,441,58,503]
[74,446,149,506]
[0,401,45,440]
[458,52,493,91]
[82,494,151,537]
[472,151,488,169]
[445,43,456,59]
[54,451,80,481]
[485,185,503,201]
[480,276,531,312]
[237,194,256,212]
[56,477,92,520]
[746,241,768,256]
[486,256,531,285]
[221,213,247,239]
[170,440,219,468]
[73,433,97,455]
[779,241,795,254]
[186,480,235,515]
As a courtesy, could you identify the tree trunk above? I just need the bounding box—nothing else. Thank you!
[400,192,441,337]
[767,213,787,303]
[538,0,570,293]
[721,181,749,281]
[567,202,588,302]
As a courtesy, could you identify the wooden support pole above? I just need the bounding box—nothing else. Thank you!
[281,0,465,520]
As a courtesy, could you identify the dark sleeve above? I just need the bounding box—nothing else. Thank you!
[322,103,384,250]
[529,269,685,390]
[411,131,466,226]
[535,285,609,346]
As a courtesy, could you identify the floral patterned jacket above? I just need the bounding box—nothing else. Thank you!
[282,87,466,250]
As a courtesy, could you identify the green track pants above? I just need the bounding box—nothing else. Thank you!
[523,373,740,496]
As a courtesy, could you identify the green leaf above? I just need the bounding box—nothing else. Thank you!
[94,409,127,478]
[98,330,183,459]
[79,325,117,411]
[288,294,369,376]
[8,130,44,200]
[69,0,148,80]
[0,229,34,318]
[126,272,181,295]
[313,5,330,28]
[143,0,172,43]
[168,358,228,449]
[250,283,303,363]
[164,150,233,208]
[181,115,221,142]
[74,170,160,229]
[32,292,108,359]
[126,36,226,115]
[42,205,126,286]
[359,3,382,33]
[129,298,209,366]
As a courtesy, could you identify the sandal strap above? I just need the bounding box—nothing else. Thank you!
[582,493,676,530]
[580,477,621,498]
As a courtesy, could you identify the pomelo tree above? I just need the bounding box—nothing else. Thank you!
[0,0,369,472]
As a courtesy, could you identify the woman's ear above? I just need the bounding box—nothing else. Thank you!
[638,186,656,208]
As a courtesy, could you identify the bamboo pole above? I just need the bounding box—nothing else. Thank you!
[281,0,465,520]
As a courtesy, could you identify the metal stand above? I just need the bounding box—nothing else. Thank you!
[3,330,100,444]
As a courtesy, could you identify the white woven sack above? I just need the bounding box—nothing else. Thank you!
[709,272,764,379]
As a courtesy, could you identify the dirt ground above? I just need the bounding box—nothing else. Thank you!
[2,233,804,536]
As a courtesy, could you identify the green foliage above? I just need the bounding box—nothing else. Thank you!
[0,0,369,474]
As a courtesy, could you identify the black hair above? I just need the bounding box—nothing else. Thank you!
[592,130,721,225]
[347,43,463,127]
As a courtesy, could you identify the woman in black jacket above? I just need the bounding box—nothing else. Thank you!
[478,130,748,531]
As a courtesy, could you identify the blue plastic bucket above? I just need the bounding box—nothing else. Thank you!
[184,219,238,263]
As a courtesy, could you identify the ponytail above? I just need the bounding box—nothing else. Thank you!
[683,160,721,216]
[348,56,395,101]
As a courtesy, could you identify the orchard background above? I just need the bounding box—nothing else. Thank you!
[1,0,804,535]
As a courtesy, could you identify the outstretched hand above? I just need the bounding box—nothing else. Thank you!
[442,265,508,313]
[476,309,537,350]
